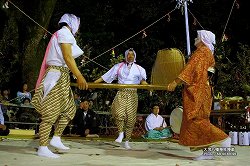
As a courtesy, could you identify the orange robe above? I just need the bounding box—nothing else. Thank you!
[178,45,228,148]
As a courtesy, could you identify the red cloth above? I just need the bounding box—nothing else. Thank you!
[35,33,58,89]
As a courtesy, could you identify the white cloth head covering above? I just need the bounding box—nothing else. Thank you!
[197,30,216,54]
[59,13,80,36]
[125,48,136,63]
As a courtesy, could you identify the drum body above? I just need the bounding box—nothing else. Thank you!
[170,107,183,134]
[151,48,185,85]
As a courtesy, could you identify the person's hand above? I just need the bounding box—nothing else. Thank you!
[154,127,163,131]
[0,124,6,130]
[85,129,90,136]
[167,80,177,91]
[77,75,88,90]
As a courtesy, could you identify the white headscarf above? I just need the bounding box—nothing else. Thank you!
[197,30,216,54]
[59,13,80,36]
[125,48,137,63]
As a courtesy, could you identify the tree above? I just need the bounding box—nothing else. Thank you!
[0,0,57,93]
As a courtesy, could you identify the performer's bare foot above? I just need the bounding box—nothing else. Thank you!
[124,141,132,150]
[115,132,124,143]
[50,136,70,150]
[37,146,60,158]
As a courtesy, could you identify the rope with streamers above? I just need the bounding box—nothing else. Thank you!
[220,0,237,42]
[6,0,177,71]
[2,0,178,102]
[8,0,53,36]
[79,8,178,69]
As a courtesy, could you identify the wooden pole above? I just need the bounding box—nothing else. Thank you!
[70,83,167,90]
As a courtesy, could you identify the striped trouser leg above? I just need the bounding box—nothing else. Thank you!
[124,92,138,141]
[39,108,60,146]
[53,115,69,137]
[39,121,53,146]
[111,91,126,133]
[54,94,76,136]
[32,66,75,146]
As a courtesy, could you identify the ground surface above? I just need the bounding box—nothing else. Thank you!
[0,135,248,166]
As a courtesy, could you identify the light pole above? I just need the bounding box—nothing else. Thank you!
[176,0,193,57]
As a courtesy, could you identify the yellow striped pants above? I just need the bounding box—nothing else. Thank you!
[111,89,138,141]
[31,66,76,146]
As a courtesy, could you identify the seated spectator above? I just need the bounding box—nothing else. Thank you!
[21,97,32,106]
[74,93,81,108]
[0,87,11,121]
[143,104,172,139]
[1,87,11,101]
[16,98,39,129]
[72,99,99,137]
[0,106,9,136]
[16,82,32,104]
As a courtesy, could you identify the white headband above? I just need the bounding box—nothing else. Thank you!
[197,30,216,54]
[59,13,80,36]
[125,48,136,63]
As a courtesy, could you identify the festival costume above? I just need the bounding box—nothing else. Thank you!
[101,49,147,147]
[176,30,230,160]
[31,14,83,158]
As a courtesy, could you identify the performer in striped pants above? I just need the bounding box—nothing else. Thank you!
[95,48,148,149]
[32,13,87,158]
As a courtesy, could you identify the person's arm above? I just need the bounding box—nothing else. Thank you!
[167,77,183,91]
[61,43,88,90]
[94,64,118,83]
[140,80,148,85]
[139,67,148,85]
[145,116,155,131]
[94,77,104,83]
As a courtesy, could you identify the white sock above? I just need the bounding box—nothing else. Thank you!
[37,146,60,158]
[124,141,131,150]
[221,137,231,148]
[115,132,124,143]
[193,154,215,161]
[50,136,70,150]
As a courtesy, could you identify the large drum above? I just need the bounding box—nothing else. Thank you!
[170,107,183,134]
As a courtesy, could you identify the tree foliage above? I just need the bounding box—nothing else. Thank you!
[0,0,250,112]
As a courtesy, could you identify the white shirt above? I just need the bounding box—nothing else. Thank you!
[42,27,83,98]
[0,106,4,125]
[101,62,147,84]
[145,113,167,131]
[46,26,83,67]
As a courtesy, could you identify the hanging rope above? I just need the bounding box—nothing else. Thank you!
[187,9,204,29]
[187,0,237,44]
[7,0,108,71]
[220,0,237,42]
[8,0,53,36]
[79,8,178,69]
[4,0,178,101]
[7,0,177,71]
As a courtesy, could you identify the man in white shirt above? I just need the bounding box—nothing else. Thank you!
[144,104,172,139]
[0,106,9,136]
[94,48,148,149]
[32,13,88,158]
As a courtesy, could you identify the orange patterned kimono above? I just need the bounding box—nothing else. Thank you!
[178,45,228,148]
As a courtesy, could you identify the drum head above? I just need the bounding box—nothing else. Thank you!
[170,107,183,134]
